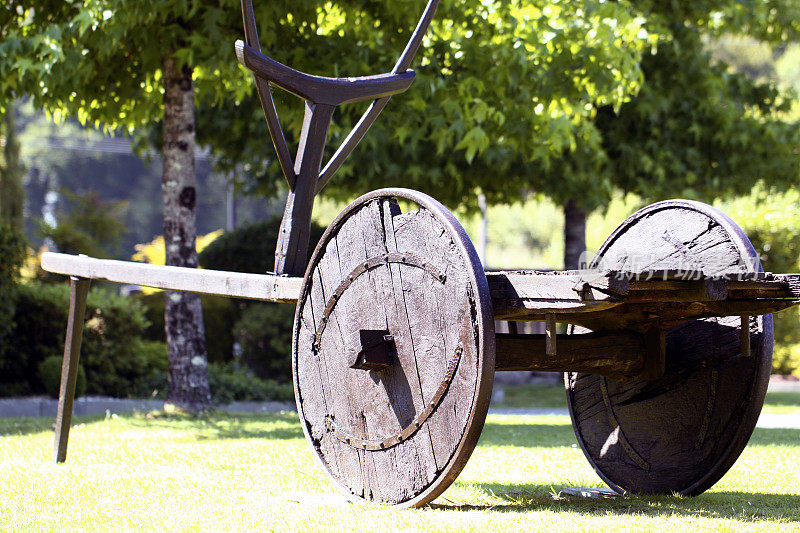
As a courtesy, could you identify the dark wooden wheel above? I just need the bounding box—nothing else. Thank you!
[567,199,773,495]
[293,188,495,507]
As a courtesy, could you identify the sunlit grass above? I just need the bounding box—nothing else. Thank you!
[1,411,798,531]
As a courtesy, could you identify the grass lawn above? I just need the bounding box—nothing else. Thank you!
[495,383,800,415]
[1,411,799,531]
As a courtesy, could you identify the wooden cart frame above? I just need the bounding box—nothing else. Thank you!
[41,0,800,508]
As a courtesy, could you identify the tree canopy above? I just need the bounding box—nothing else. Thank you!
[199,1,800,213]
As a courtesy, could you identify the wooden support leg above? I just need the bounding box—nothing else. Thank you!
[54,276,91,463]
[741,315,751,357]
[545,314,557,357]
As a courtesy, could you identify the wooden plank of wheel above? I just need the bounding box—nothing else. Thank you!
[292,188,495,507]
[566,200,773,495]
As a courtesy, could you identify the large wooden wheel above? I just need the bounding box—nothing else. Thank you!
[567,200,773,495]
[292,188,495,507]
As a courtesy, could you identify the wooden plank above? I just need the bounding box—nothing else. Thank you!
[488,268,800,322]
[486,270,627,300]
[495,330,645,379]
[381,206,445,482]
[40,252,301,302]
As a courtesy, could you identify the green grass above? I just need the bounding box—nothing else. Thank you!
[495,384,800,415]
[763,391,800,414]
[1,411,799,531]
[495,383,569,409]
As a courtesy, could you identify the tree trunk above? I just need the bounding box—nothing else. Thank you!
[161,54,212,412]
[563,198,587,270]
[0,106,26,232]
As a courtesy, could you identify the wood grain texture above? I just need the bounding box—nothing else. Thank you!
[293,188,494,507]
[495,330,644,379]
[488,269,800,323]
[273,102,335,276]
[566,199,773,496]
[53,277,90,463]
[40,252,302,302]
[236,41,416,106]
[240,0,296,188]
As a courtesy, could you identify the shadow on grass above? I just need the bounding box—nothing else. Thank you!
[126,411,305,441]
[2,412,795,449]
[477,420,800,449]
[0,412,306,440]
[0,414,109,437]
[434,482,800,521]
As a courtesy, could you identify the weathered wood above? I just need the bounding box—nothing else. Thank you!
[235,42,416,106]
[741,315,751,357]
[54,277,91,463]
[488,268,800,323]
[293,188,494,507]
[495,330,644,379]
[238,0,439,277]
[640,327,666,380]
[566,199,772,497]
[545,314,557,357]
[273,102,335,276]
[240,0,295,188]
[40,252,302,302]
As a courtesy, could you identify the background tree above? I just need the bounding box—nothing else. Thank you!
[39,189,128,258]
[1,0,655,408]
[0,104,25,233]
[199,1,799,270]
[4,0,800,404]
[0,1,254,411]
[562,1,800,267]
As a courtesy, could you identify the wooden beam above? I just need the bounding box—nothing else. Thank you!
[40,252,302,303]
[495,330,645,380]
[487,269,800,323]
[54,276,91,463]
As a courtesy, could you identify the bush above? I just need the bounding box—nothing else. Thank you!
[38,355,87,398]
[0,281,166,397]
[208,362,293,405]
[134,292,239,364]
[199,215,325,274]
[719,186,800,375]
[232,303,295,382]
[0,225,25,368]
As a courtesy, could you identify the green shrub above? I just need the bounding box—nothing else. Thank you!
[38,355,87,398]
[0,281,166,397]
[134,292,239,364]
[208,362,293,405]
[718,185,800,375]
[198,215,325,274]
[127,340,168,398]
[232,303,295,382]
[0,224,25,378]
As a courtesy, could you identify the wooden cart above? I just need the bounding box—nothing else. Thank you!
[42,0,800,508]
